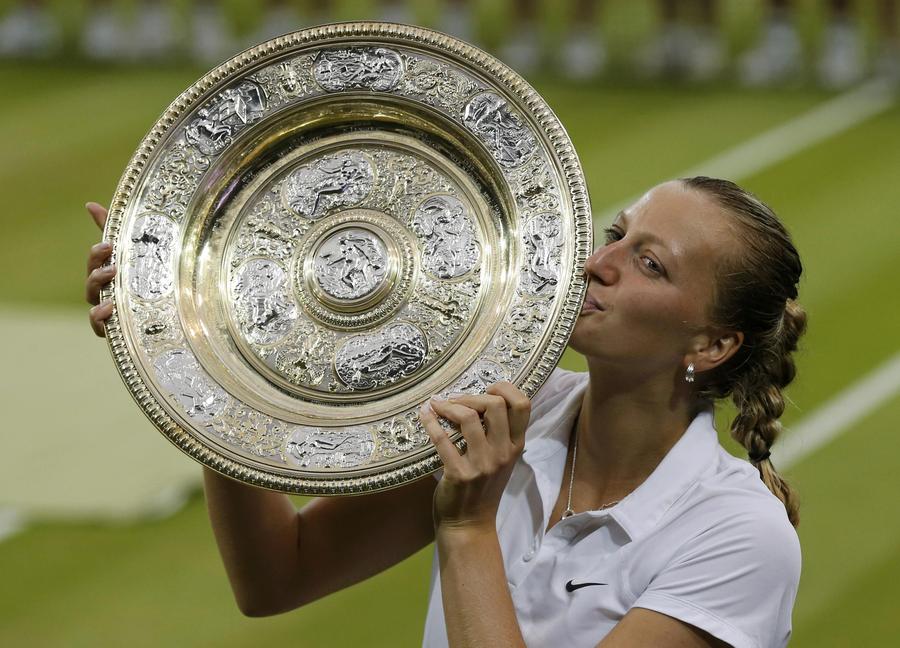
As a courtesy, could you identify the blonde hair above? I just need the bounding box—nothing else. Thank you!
[682,176,805,528]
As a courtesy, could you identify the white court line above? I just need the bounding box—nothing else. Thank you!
[593,77,899,230]
[775,351,900,470]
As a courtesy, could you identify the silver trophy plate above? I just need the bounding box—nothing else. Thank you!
[101,22,592,494]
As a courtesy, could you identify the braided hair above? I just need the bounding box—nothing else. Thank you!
[682,176,806,528]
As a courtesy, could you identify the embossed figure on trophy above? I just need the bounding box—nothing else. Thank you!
[275,61,302,95]
[419,294,463,327]
[283,151,375,219]
[313,47,405,92]
[450,359,507,394]
[154,349,227,421]
[349,341,422,384]
[273,322,333,388]
[248,264,281,326]
[286,427,376,468]
[336,324,428,390]
[310,159,363,215]
[280,349,324,385]
[314,228,389,300]
[129,215,177,300]
[232,259,297,344]
[329,234,382,292]
[471,95,508,149]
[412,195,479,279]
[247,220,294,259]
[462,92,536,168]
[523,213,563,293]
[185,81,267,156]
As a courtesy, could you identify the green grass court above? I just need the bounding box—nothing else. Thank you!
[2,11,900,645]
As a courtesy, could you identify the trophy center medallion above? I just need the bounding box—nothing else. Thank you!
[313,227,389,304]
[294,208,414,332]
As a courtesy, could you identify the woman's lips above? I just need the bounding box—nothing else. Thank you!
[580,295,605,314]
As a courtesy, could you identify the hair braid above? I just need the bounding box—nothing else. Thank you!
[682,176,806,528]
[729,300,807,528]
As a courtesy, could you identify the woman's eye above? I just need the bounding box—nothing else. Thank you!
[603,227,622,244]
[603,228,666,277]
[641,256,663,275]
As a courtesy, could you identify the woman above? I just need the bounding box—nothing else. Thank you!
[85,175,804,647]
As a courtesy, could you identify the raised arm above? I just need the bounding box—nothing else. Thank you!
[203,468,436,616]
[420,384,532,647]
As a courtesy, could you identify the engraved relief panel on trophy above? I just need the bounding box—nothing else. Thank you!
[208,400,297,462]
[312,46,406,94]
[139,137,211,223]
[396,51,486,115]
[249,53,321,111]
[184,80,268,158]
[307,224,394,310]
[284,424,377,469]
[123,211,191,362]
[363,148,455,220]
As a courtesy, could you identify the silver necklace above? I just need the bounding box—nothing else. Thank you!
[561,415,622,519]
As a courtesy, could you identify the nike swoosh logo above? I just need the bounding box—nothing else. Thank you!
[565,579,608,592]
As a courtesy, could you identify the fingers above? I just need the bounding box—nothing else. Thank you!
[89,301,114,337]
[85,203,115,309]
[485,382,531,447]
[419,402,464,473]
[419,385,532,476]
[86,262,117,306]
[429,398,491,460]
[443,393,512,451]
[86,202,108,231]
[87,240,113,275]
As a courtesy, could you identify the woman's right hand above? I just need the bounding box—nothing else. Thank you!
[85,202,116,337]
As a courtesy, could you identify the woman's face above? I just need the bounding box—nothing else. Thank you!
[569,181,737,375]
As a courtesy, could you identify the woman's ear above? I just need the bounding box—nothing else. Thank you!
[691,329,744,373]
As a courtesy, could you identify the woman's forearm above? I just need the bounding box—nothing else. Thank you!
[202,467,303,616]
[437,526,527,648]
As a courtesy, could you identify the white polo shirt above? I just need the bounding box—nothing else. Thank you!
[422,368,801,648]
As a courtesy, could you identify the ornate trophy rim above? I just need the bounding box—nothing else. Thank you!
[100,21,592,495]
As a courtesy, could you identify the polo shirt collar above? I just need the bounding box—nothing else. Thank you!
[611,408,718,541]
[521,376,719,543]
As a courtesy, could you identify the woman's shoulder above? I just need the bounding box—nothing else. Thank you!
[674,447,801,567]
[633,463,801,648]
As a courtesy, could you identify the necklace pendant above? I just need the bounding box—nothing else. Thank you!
[562,508,575,519]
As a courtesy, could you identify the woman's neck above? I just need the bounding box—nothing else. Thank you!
[573,359,699,500]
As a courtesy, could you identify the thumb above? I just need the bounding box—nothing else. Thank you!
[85,202,109,231]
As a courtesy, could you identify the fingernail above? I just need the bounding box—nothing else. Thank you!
[99,242,111,250]
[420,402,433,416]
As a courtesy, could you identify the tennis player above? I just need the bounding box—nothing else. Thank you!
[85,175,804,647]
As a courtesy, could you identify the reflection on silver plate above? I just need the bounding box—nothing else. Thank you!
[101,22,591,495]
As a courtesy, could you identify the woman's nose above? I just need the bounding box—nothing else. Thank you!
[584,243,621,286]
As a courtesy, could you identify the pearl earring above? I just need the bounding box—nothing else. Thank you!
[685,363,695,383]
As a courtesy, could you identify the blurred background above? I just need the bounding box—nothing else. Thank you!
[1,0,898,646]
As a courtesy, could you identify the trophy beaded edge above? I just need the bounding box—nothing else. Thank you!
[100,21,592,495]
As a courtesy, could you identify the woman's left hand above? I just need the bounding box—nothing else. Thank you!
[419,382,531,534]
